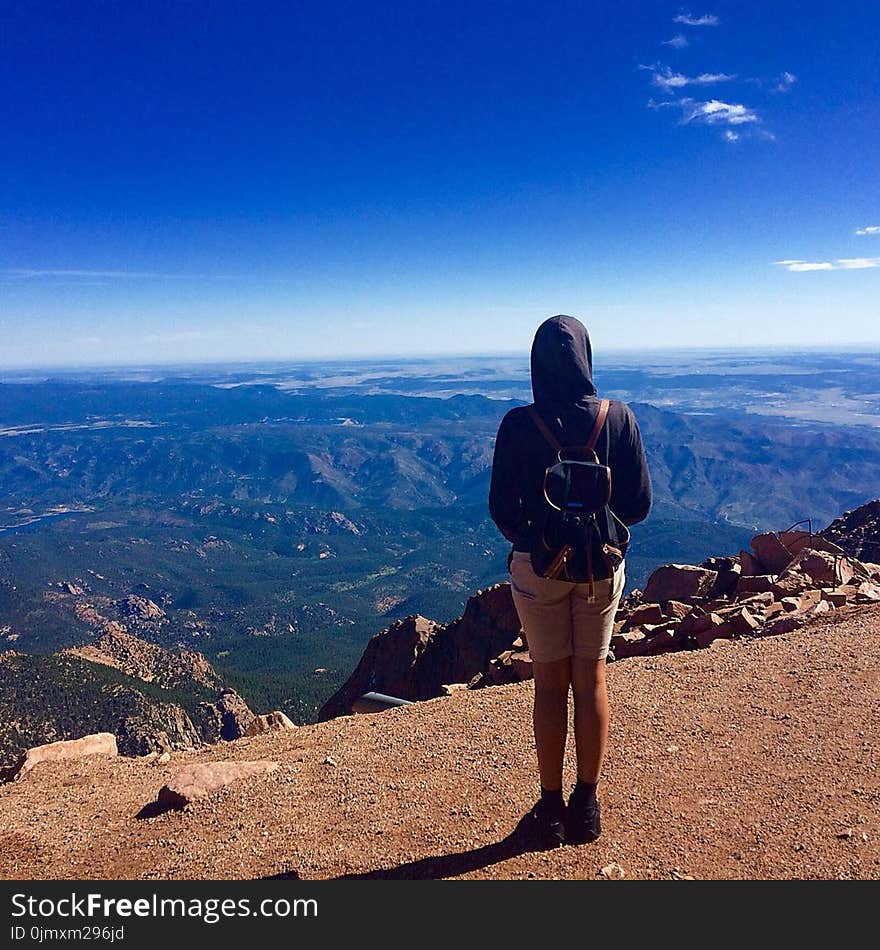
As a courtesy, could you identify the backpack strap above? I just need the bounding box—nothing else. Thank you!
[585,399,610,452]
[526,405,562,453]
[528,401,610,454]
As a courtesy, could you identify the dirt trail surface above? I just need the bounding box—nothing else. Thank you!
[2,605,879,881]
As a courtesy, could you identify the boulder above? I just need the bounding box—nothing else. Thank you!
[243,711,296,737]
[855,581,880,603]
[821,588,850,607]
[646,629,677,654]
[695,619,732,649]
[623,603,664,630]
[736,574,777,596]
[762,615,807,637]
[663,600,692,621]
[611,631,649,659]
[702,557,742,598]
[510,651,534,681]
[778,549,855,588]
[156,760,279,809]
[779,530,845,559]
[724,607,761,637]
[643,565,718,603]
[772,573,814,598]
[781,589,822,614]
[751,533,797,575]
[738,550,762,577]
[13,733,118,780]
[680,611,722,637]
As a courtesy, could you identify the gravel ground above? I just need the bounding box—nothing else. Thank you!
[1,604,878,880]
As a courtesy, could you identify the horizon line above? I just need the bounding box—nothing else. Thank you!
[1,340,879,374]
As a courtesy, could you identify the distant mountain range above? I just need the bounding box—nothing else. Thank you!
[2,375,880,726]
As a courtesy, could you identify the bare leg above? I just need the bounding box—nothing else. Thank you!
[571,657,609,783]
[532,657,572,791]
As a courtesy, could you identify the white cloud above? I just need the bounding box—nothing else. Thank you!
[775,260,834,272]
[642,64,736,93]
[837,257,880,269]
[855,225,880,236]
[663,34,689,49]
[689,99,758,124]
[723,130,740,142]
[673,12,720,27]
[772,71,797,93]
[775,258,880,272]
[656,97,759,126]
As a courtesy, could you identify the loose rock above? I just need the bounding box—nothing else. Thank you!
[156,760,279,809]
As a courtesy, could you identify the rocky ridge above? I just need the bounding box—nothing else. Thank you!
[0,626,258,769]
[321,499,880,716]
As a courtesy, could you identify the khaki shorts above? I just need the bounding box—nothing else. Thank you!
[509,550,625,663]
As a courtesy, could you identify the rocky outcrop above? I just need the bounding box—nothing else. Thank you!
[117,704,203,756]
[319,583,522,719]
[196,688,257,742]
[11,733,118,781]
[244,711,296,736]
[821,499,880,564]
[156,760,279,809]
[67,628,222,692]
[115,595,165,622]
[320,502,880,719]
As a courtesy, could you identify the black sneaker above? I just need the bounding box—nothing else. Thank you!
[566,786,601,844]
[528,797,566,849]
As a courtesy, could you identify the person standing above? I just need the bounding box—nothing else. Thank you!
[489,315,652,846]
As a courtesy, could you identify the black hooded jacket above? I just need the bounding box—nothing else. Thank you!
[489,315,652,552]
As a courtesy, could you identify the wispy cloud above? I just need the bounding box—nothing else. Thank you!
[838,257,880,269]
[643,12,791,144]
[776,258,880,272]
[775,260,834,272]
[685,99,758,125]
[773,71,797,93]
[673,12,719,27]
[856,225,880,236]
[652,97,759,126]
[641,64,736,93]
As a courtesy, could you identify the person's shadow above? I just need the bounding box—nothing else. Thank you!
[325,813,554,880]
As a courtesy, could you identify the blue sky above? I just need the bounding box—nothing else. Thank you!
[1,0,878,366]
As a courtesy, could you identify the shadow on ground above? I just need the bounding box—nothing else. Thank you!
[321,813,559,880]
[134,801,176,820]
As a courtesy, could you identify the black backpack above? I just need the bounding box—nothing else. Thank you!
[526,400,630,599]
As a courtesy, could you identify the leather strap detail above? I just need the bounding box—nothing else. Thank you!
[528,399,610,455]
[526,405,562,453]
[585,399,610,452]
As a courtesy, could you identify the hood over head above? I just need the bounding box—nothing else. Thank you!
[530,314,597,406]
